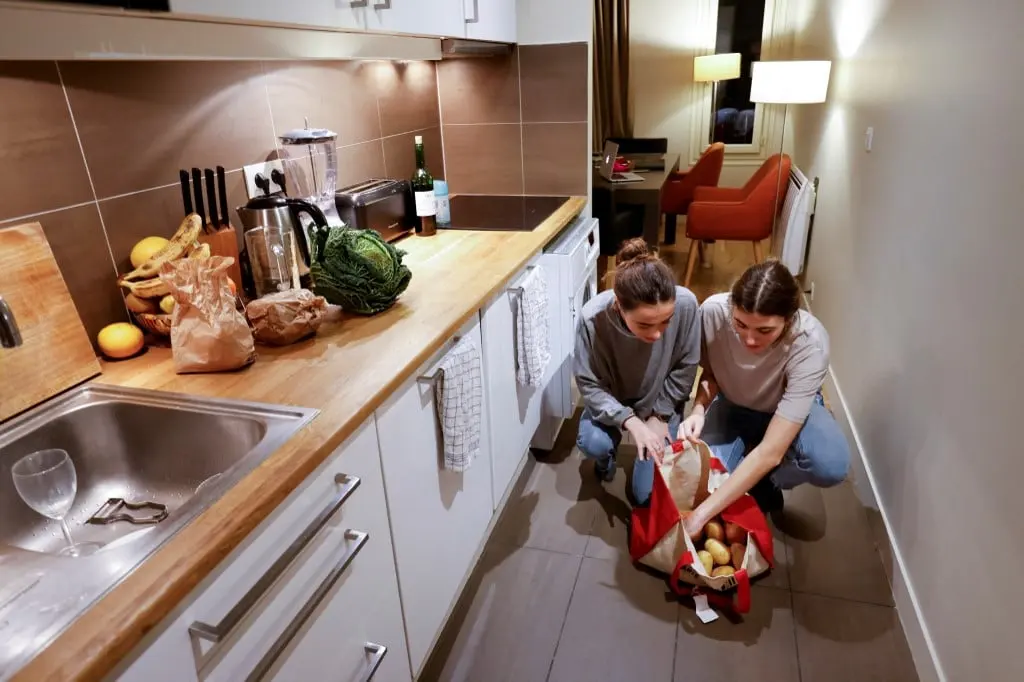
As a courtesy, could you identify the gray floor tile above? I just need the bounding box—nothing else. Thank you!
[757,519,792,590]
[548,555,678,682]
[780,481,893,605]
[674,586,800,682]
[793,592,919,682]
[584,451,635,561]
[421,545,583,682]
[491,448,599,555]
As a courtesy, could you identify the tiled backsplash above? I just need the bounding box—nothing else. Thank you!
[438,43,588,197]
[0,43,587,347]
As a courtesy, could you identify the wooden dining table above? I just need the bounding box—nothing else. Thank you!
[592,153,681,247]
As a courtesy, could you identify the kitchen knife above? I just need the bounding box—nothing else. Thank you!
[179,170,193,215]
[191,168,206,230]
[216,166,230,227]
[204,168,219,232]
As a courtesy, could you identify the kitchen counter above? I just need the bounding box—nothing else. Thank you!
[12,196,587,682]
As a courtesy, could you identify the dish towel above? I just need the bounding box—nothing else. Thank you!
[515,266,551,387]
[434,336,483,472]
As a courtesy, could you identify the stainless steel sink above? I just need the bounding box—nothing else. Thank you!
[0,384,316,679]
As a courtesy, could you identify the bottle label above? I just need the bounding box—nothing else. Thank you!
[435,195,451,225]
[414,190,436,217]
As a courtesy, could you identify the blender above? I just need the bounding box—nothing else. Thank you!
[279,124,342,226]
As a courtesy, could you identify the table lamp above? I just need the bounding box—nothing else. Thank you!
[750,60,832,234]
[694,53,742,145]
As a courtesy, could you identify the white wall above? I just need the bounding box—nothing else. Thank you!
[792,1,1024,681]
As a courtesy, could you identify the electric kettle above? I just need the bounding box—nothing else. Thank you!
[236,195,329,297]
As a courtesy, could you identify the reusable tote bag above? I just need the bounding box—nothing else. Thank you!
[629,439,774,612]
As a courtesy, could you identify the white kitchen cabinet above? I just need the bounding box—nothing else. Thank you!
[110,419,410,682]
[363,0,466,38]
[374,315,493,676]
[169,0,368,31]
[464,0,517,43]
[481,257,560,504]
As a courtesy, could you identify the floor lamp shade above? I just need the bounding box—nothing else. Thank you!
[694,53,742,82]
[750,60,832,104]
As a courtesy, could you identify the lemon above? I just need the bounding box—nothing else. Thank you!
[97,322,145,360]
[130,236,170,269]
[159,295,175,314]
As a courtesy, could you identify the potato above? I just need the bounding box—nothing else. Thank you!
[724,521,746,545]
[704,538,730,566]
[730,542,746,569]
[696,550,714,575]
[712,566,736,578]
[705,520,725,543]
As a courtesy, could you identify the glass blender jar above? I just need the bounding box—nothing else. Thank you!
[279,125,341,226]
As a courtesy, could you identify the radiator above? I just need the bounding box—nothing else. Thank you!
[772,165,816,276]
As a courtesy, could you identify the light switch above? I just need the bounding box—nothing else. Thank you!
[864,127,874,152]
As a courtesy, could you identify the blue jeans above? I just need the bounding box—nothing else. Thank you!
[702,395,850,489]
[576,410,681,506]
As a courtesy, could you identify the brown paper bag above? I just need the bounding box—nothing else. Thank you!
[245,289,328,346]
[160,256,256,373]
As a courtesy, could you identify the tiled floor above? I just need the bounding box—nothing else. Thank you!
[421,418,920,682]
[421,236,919,682]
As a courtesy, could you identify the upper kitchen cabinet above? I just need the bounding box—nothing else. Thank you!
[170,0,367,31]
[517,0,589,44]
[367,0,468,39]
[465,0,517,43]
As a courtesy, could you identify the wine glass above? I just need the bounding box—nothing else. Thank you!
[11,449,100,557]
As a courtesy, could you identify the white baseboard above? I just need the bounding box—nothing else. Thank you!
[822,367,945,682]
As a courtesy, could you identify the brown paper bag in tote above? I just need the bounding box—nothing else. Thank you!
[160,256,256,373]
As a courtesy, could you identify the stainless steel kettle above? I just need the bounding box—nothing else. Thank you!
[235,194,329,291]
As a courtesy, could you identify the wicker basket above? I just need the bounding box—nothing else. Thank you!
[134,312,172,336]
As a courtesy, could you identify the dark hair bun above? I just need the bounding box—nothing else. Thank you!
[616,237,653,266]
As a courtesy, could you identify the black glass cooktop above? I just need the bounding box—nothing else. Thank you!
[443,195,571,232]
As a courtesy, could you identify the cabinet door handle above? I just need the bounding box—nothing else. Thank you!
[465,0,480,23]
[246,530,370,681]
[373,0,391,8]
[188,474,361,648]
[361,642,388,681]
[350,0,369,7]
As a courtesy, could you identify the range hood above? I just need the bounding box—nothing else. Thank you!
[440,38,513,59]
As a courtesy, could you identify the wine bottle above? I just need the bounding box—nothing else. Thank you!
[411,135,436,236]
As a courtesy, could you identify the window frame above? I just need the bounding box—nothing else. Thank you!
[687,0,796,167]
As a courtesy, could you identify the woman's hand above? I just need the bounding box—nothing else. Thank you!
[645,416,670,443]
[679,413,705,444]
[625,417,665,464]
[682,508,706,541]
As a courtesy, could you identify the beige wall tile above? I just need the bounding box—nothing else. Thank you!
[337,140,387,190]
[437,52,521,125]
[371,60,440,137]
[1,205,126,346]
[442,124,523,195]
[382,128,444,184]
[519,43,589,123]
[523,123,588,196]
[264,60,380,147]
[0,62,93,220]
[60,61,275,199]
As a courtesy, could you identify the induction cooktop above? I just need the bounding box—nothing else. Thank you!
[443,195,571,232]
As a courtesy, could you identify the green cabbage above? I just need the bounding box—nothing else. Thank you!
[309,226,412,315]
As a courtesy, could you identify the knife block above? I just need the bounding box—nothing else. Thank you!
[198,224,243,293]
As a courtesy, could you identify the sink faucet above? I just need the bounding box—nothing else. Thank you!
[0,296,22,348]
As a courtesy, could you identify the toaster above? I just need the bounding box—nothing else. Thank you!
[334,179,414,242]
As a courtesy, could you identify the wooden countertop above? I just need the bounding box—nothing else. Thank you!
[14,196,587,682]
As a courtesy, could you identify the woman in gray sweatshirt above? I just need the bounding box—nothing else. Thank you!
[574,238,701,506]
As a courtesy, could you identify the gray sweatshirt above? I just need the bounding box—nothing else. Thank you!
[574,287,701,427]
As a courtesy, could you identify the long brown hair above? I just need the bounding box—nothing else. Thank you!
[731,259,801,325]
[613,238,676,310]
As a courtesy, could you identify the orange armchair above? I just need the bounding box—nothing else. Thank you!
[660,142,725,245]
[683,153,792,287]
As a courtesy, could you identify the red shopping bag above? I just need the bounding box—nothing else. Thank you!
[629,440,774,613]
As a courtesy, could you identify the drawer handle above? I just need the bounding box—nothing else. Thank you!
[350,0,369,7]
[188,474,361,648]
[417,368,444,389]
[362,642,388,681]
[466,0,480,24]
[373,0,391,8]
[506,265,537,297]
[246,530,370,681]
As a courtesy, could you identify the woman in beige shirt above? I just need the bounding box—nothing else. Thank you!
[680,260,849,526]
